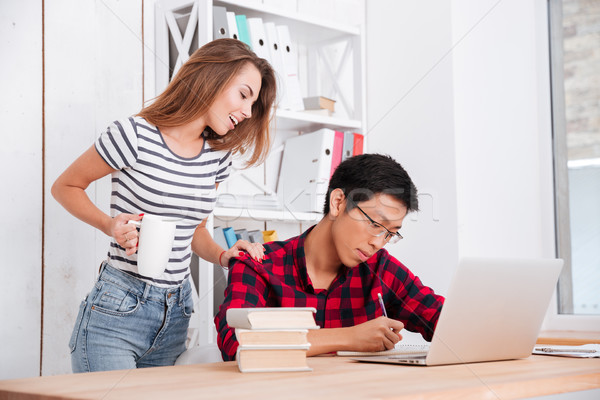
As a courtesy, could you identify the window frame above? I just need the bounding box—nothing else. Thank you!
[544,0,600,330]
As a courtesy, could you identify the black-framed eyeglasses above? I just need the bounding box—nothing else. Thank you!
[347,198,403,244]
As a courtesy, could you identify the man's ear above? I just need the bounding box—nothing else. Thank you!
[328,188,346,219]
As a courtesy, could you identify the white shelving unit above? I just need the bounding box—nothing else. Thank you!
[152,0,366,347]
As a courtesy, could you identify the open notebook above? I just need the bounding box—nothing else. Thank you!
[352,257,563,366]
[337,343,430,357]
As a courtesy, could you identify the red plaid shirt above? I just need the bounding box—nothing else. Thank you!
[215,226,444,361]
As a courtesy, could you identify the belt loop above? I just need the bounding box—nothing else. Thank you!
[141,282,150,304]
[98,261,107,275]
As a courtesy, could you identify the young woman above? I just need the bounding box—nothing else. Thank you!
[52,38,276,372]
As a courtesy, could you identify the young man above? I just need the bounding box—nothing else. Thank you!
[215,154,444,361]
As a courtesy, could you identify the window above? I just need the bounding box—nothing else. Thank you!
[550,0,600,316]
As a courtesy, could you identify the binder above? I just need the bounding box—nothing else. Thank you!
[248,230,265,243]
[342,131,354,161]
[235,15,251,47]
[234,228,250,242]
[264,22,288,110]
[213,227,229,250]
[352,133,364,156]
[223,227,238,248]
[213,6,229,40]
[246,18,270,60]
[262,230,278,242]
[330,131,344,177]
[226,12,239,40]
[277,128,336,213]
[277,25,304,111]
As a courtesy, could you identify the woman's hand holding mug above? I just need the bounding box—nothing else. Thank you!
[110,213,143,256]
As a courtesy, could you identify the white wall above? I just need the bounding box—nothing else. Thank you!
[43,0,143,376]
[366,0,459,295]
[0,0,43,380]
[366,0,555,293]
[451,0,555,260]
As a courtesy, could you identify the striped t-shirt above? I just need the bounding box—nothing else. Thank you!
[95,116,232,287]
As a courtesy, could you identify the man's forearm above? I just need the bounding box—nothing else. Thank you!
[306,328,352,356]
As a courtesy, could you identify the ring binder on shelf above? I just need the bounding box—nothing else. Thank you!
[277,129,337,213]
[213,6,229,40]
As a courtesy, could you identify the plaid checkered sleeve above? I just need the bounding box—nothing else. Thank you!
[214,227,444,361]
[214,255,271,361]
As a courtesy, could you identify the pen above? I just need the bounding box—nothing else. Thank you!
[535,347,597,354]
[377,293,388,318]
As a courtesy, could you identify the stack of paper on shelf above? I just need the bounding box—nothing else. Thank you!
[303,96,335,116]
[216,193,281,210]
[227,307,318,372]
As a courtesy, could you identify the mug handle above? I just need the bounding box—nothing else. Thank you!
[127,220,141,227]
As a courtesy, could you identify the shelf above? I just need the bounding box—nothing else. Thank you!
[275,109,362,132]
[214,0,360,43]
[213,207,322,223]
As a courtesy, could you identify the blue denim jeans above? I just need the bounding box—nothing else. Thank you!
[70,262,193,372]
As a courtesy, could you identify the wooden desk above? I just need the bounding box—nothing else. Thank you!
[537,330,600,346]
[1,355,599,400]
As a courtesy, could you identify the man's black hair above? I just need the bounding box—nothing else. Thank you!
[323,153,419,215]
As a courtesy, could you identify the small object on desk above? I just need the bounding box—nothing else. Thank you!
[533,344,600,358]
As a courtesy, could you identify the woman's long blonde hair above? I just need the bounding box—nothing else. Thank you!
[138,38,276,166]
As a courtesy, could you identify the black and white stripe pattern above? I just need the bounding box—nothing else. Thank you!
[95,116,232,287]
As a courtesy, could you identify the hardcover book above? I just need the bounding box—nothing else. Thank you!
[236,344,312,373]
[236,329,309,346]
[227,307,318,330]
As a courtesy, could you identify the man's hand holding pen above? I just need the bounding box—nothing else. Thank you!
[347,317,404,352]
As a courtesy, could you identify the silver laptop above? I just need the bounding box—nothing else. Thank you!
[353,257,563,366]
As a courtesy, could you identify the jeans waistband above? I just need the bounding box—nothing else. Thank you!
[98,262,190,303]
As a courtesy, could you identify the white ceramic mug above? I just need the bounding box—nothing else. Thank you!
[127,215,177,278]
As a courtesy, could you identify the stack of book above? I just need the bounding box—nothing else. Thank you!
[227,307,318,373]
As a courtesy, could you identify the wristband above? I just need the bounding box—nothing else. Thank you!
[219,250,227,268]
